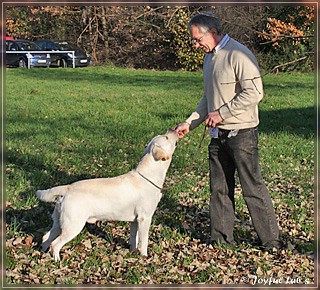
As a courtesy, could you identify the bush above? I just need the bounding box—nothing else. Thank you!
[258,6,314,71]
[166,7,205,71]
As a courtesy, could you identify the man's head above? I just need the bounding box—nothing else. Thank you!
[188,12,223,53]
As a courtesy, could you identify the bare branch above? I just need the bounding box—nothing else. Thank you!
[166,7,185,28]
[135,6,164,20]
[268,56,309,73]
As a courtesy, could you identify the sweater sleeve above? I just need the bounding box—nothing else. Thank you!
[185,94,208,130]
[218,51,264,121]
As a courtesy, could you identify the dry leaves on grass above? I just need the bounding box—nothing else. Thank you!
[5,171,314,285]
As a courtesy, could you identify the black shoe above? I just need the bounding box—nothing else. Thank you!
[210,240,237,248]
[260,240,284,251]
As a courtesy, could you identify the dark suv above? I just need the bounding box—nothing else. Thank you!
[34,40,91,68]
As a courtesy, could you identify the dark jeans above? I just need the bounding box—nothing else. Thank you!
[208,127,280,245]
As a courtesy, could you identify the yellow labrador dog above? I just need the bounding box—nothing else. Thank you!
[36,129,179,261]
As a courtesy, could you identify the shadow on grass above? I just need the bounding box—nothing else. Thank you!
[155,193,210,242]
[6,104,315,191]
[7,67,201,91]
[7,106,315,145]
[259,106,315,138]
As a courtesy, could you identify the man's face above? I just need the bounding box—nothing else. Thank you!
[189,25,217,53]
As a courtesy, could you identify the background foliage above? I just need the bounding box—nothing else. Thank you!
[5,5,315,71]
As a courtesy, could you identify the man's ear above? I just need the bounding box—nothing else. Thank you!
[152,143,170,161]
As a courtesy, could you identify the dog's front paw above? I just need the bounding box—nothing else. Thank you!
[53,252,61,262]
[139,249,148,257]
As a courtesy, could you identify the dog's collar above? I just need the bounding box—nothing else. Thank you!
[137,171,163,191]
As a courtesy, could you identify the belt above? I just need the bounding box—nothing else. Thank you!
[218,127,256,138]
[218,127,253,134]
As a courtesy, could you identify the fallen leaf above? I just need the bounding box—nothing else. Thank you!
[83,239,92,249]
[24,236,33,247]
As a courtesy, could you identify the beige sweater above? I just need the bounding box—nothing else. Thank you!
[185,38,264,131]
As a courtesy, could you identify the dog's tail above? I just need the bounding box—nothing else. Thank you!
[36,185,70,203]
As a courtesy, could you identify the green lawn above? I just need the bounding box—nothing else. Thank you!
[5,66,315,285]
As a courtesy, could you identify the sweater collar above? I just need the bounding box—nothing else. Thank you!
[210,34,230,54]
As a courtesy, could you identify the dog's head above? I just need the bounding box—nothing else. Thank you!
[144,129,179,162]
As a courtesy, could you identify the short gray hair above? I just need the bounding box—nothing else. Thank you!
[188,11,222,35]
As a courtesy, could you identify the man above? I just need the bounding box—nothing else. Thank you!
[175,12,282,249]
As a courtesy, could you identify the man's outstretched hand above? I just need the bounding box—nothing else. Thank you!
[175,122,190,139]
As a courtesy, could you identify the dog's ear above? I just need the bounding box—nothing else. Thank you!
[152,143,170,161]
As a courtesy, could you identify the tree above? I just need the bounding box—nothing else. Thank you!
[5,5,315,71]
[258,5,314,71]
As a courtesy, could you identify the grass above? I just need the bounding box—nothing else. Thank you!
[4,66,315,285]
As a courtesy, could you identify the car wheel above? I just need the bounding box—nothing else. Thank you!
[18,59,27,68]
[58,58,67,68]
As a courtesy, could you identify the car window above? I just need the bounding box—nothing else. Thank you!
[6,42,18,51]
[18,42,41,51]
[36,41,45,49]
[48,42,58,50]
[55,42,77,50]
[12,44,18,51]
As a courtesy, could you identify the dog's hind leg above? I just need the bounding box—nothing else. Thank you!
[42,205,61,252]
[129,221,138,251]
[51,220,86,261]
[137,216,152,256]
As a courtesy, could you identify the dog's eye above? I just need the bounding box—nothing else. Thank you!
[165,136,169,140]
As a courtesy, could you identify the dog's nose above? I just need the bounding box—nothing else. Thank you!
[167,128,179,140]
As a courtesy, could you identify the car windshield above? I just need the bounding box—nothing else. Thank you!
[17,41,41,51]
[54,41,77,50]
